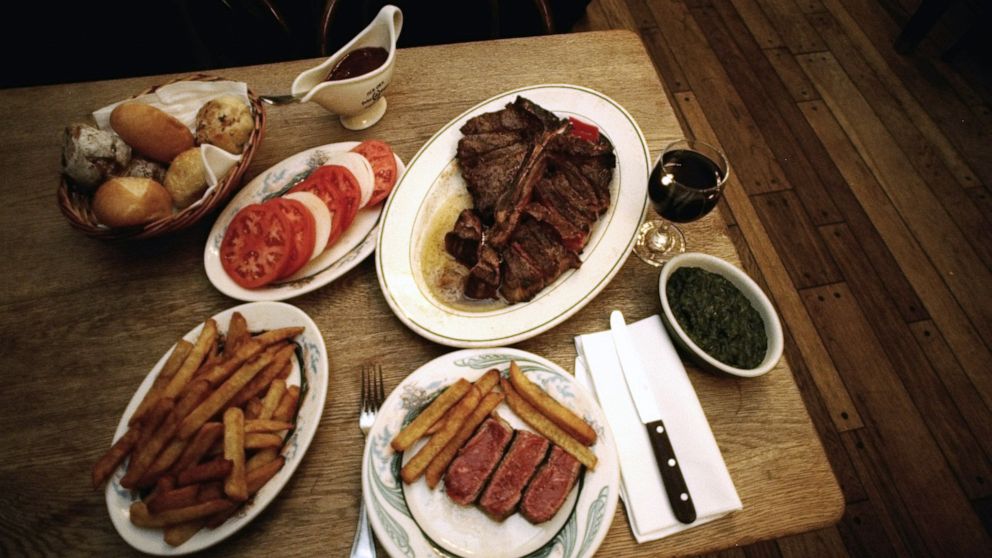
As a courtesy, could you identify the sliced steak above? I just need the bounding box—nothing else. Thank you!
[499,243,547,303]
[460,143,530,220]
[520,445,582,524]
[457,131,526,161]
[464,244,501,300]
[524,203,587,254]
[479,431,550,520]
[510,217,580,281]
[460,102,534,135]
[444,209,483,267]
[444,417,514,505]
[533,172,598,229]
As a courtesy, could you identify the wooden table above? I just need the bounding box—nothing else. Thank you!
[0,30,842,556]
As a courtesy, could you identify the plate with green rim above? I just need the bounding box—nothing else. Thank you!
[375,84,649,348]
[362,348,619,558]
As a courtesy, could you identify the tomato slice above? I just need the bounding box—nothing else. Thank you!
[220,203,293,288]
[268,198,316,279]
[288,165,361,248]
[352,140,398,206]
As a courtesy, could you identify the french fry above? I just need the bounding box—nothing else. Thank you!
[244,419,293,433]
[130,499,236,529]
[139,438,189,488]
[401,386,481,484]
[425,391,505,488]
[252,327,304,346]
[91,427,141,488]
[223,407,248,502]
[172,422,223,474]
[259,379,287,420]
[134,397,175,453]
[196,481,225,502]
[247,456,285,494]
[122,399,178,489]
[272,385,301,422]
[391,378,472,452]
[174,379,211,421]
[501,378,597,470]
[227,346,292,409]
[508,361,597,446]
[244,433,283,449]
[424,369,499,435]
[130,340,193,426]
[197,339,264,386]
[246,448,279,472]
[148,485,200,514]
[164,520,207,547]
[226,312,249,354]
[205,506,241,530]
[176,344,289,440]
[177,458,233,486]
[144,476,175,511]
[161,320,218,401]
[245,397,263,420]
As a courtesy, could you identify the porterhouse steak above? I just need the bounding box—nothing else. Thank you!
[445,97,616,303]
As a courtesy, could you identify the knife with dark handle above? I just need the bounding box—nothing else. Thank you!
[610,310,697,524]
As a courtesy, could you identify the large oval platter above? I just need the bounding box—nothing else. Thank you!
[363,348,620,558]
[105,301,329,555]
[376,84,649,347]
[206,142,405,302]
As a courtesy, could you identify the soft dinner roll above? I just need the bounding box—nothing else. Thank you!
[110,102,194,163]
[164,148,208,209]
[195,95,253,154]
[92,177,173,228]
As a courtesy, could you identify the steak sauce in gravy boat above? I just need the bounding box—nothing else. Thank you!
[291,5,403,130]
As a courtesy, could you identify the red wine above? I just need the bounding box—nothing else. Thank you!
[648,149,725,223]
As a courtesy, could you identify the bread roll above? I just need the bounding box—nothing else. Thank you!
[92,177,173,228]
[110,103,194,163]
[195,96,253,154]
[122,156,167,183]
[62,124,132,191]
[164,148,208,209]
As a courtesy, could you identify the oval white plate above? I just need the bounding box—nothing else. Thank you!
[104,301,329,555]
[363,348,619,558]
[376,85,649,347]
[206,142,406,302]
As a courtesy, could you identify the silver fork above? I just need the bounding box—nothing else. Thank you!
[352,364,383,558]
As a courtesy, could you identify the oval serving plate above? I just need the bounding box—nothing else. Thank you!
[363,348,619,558]
[205,142,406,302]
[105,301,328,555]
[376,84,649,348]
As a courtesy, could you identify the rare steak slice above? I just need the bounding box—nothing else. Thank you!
[510,217,580,282]
[479,431,550,520]
[499,243,547,303]
[519,445,582,524]
[445,417,514,505]
[523,203,587,254]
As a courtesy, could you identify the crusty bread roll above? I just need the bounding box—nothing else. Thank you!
[92,177,173,228]
[110,103,194,163]
[164,148,208,209]
[195,96,253,154]
[62,124,132,191]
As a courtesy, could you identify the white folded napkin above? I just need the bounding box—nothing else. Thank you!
[92,80,248,193]
[574,315,741,542]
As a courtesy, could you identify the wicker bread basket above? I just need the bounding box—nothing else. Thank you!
[57,74,266,240]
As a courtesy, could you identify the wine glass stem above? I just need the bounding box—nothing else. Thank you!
[648,225,675,252]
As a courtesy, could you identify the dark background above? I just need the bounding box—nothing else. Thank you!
[2,0,592,89]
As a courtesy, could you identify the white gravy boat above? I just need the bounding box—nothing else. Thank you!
[291,5,403,130]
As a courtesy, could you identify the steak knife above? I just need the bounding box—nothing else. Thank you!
[609,310,697,524]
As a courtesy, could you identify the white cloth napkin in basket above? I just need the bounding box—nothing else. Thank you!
[574,314,741,542]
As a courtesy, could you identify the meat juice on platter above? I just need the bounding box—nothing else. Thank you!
[648,149,725,223]
[440,97,617,305]
[326,46,389,81]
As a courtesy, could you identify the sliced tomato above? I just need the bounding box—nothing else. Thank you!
[268,198,316,279]
[220,203,293,288]
[352,140,398,206]
[288,165,361,248]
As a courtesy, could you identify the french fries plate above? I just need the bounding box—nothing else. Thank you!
[104,301,328,555]
[362,348,620,558]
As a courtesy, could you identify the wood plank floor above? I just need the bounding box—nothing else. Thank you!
[576,0,992,555]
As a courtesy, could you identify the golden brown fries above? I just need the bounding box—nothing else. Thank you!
[93,312,306,547]
[162,319,217,400]
[130,340,193,426]
[424,369,499,436]
[259,379,287,420]
[223,408,248,502]
[501,378,597,470]
[91,427,141,489]
[401,386,481,484]
[425,390,505,488]
[508,361,597,446]
[391,378,472,452]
